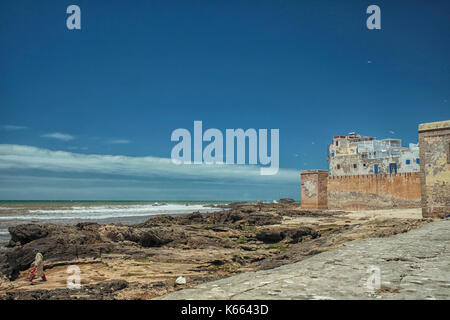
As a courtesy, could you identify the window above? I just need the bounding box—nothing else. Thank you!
[336,141,339,146]
[389,163,398,174]
[406,159,410,165]
[337,164,341,170]
[331,152,335,157]
[353,164,357,169]
[416,158,420,164]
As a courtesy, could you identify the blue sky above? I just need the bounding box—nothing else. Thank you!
[0,0,449,200]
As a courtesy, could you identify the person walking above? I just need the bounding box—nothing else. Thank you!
[28,248,47,283]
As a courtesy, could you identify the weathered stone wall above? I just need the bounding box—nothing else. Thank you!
[328,173,421,210]
[419,120,450,218]
[300,170,328,209]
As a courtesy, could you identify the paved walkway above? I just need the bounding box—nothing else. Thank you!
[157,219,450,300]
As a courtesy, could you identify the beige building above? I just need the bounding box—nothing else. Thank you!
[418,120,450,218]
[328,132,420,176]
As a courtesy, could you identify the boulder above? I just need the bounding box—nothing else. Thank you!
[205,210,281,226]
[138,215,176,227]
[278,198,295,204]
[175,276,186,285]
[256,230,285,243]
[256,227,319,244]
[284,227,319,243]
[8,224,49,245]
[124,227,185,247]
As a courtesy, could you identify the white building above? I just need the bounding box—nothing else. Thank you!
[328,133,420,176]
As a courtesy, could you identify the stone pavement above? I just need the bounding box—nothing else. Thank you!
[157,219,450,300]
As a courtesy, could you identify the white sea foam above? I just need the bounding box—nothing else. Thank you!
[0,204,221,221]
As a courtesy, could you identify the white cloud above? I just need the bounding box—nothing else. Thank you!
[107,139,131,144]
[2,125,28,131]
[41,132,75,141]
[0,144,298,183]
[67,146,88,151]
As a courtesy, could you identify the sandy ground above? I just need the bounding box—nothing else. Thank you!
[0,207,428,299]
[282,208,422,226]
[0,250,233,296]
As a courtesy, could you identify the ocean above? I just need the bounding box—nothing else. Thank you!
[0,200,226,246]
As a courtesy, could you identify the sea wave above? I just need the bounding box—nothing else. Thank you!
[0,204,221,221]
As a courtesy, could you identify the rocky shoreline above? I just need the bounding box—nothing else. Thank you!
[0,201,429,299]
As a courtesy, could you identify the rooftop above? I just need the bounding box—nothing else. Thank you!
[418,120,450,132]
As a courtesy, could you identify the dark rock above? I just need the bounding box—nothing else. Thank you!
[6,240,18,248]
[284,227,319,243]
[124,227,185,247]
[256,227,319,244]
[138,215,176,227]
[279,198,295,204]
[8,224,49,245]
[184,212,204,223]
[205,210,281,227]
[209,259,227,266]
[94,279,128,293]
[76,222,100,231]
[256,230,285,243]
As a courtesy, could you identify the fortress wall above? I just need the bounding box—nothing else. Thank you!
[327,172,421,210]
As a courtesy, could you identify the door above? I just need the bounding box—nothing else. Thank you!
[389,163,397,174]
[374,164,379,174]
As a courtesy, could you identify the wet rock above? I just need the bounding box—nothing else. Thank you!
[7,240,19,247]
[279,198,295,204]
[279,210,331,217]
[8,224,49,245]
[256,230,285,243]
[124,227,185,247]
[206,210,281,226]
[139,215,176,227]
[209,259,227,266]
[141,202,283,228]
[76,222,101,231]
[285,228,319,243]
[183,212,204,223]
[256,227,319,244]
[95,279,128,293]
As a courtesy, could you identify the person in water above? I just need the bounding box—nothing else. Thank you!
[28,248,47,283]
